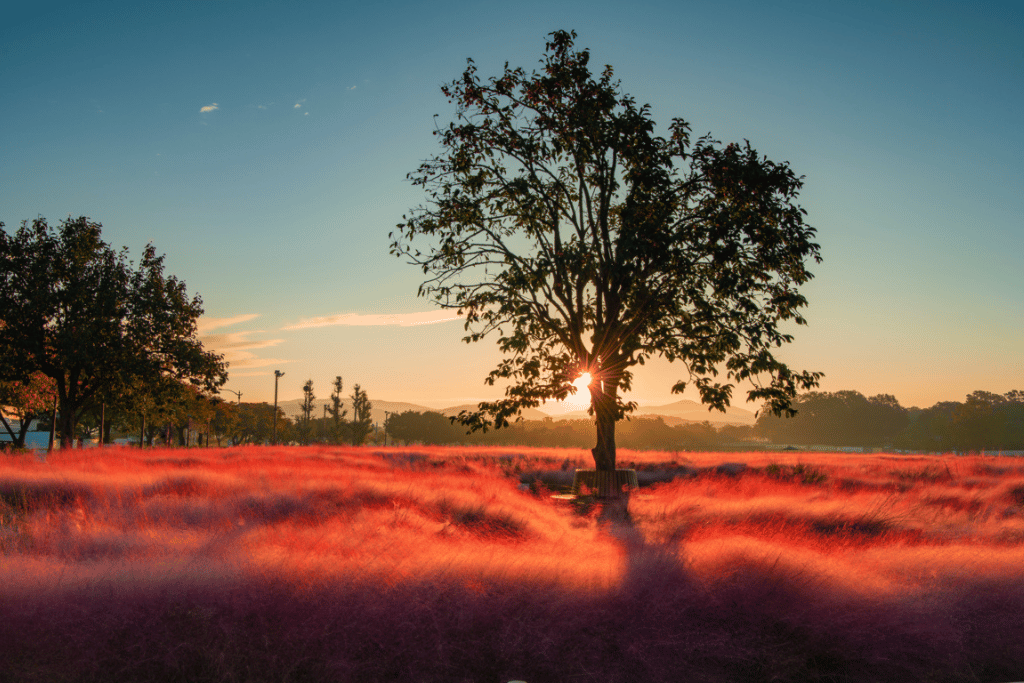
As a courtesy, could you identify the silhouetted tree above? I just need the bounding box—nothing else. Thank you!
[393,30,822,473]
[0,217,227,447]
[864,394,909,447]
[349,384,373,446]
[327,376,348,444]
[388,410,463,445]
[898,401,960,452]
[756,390,908,447]
[230,402,291,445]
[948,390,1024,452]
[1002,390,1024,450]
[168,383,216,447]
[299,379,316,444]
[209,398,238,446]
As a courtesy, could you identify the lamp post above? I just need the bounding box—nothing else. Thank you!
[273,370,285,445]
[223,388,242,404]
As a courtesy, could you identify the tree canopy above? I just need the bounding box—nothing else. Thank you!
[0,216,227,447]
[0,372,56,448]
[755,390,909,447]
[392,30,822,471]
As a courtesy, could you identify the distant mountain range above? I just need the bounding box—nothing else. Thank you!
[545,399,756,425]
[275,397,755,426]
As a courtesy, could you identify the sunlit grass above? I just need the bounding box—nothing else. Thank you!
[3,445,1023,682]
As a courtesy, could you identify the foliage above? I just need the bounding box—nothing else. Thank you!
[298,379,316,445]
[228,402,292,445]
[109,376,183,446]
[166,384,217,446]
[388,410,464,445]
[348,384,373,446]
[386,387,1023,452]
[393,30,822,471]
[755,390,909,447]
[0,217,227,447]
[387,410,734,451]
[209,399,239,446]
[0,372,56,448]
[754,389,1024,452]
[949,390,1024,451]
[326,376,348,444]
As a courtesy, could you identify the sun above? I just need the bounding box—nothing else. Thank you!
[549,371,593,413]
[572,372,592,393]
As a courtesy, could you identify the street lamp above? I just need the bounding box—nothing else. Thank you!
[273,370,285,445]
[223,388,242,403]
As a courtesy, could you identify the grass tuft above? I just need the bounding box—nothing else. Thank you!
[766,462,829,485]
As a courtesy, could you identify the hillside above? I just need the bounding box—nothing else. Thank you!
[275,398,432,425]
[275,397,755,426]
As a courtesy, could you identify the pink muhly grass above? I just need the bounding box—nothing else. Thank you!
[2,445,1024,682]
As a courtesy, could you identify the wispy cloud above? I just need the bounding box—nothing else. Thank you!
[197,314,260,335]
[197,314,289,370]
[219,352,292,370]
[293,98,306,110]
[348,85,356,90]
[200,103,219,113]
[282,310,461,331]
[222,370,280,378]
[201,332,283,352]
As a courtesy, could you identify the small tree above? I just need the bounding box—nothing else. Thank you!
[349,384,373,446]
[327,376,348,444]
[299,379,316,444]
[209,398,238,447]
[393,31,822,473]
[0,372,57,448]
[168,384,216,447]
[229,402,291,445]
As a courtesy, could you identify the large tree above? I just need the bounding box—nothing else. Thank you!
[392,30,823,472]
[0,216,227,447]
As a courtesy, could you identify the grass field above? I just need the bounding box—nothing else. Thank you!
[2,445,1023,682]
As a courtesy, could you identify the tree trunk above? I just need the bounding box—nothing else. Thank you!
[0,415,24,448]
[60,409,76,449]
[589,379,618,472]
[48,403,57,452]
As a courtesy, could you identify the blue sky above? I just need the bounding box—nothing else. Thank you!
[3,0,1021,410]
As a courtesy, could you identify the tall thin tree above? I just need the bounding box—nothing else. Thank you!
[327,376,348,444]
[300,379,316,445]
[349,384,373,446]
